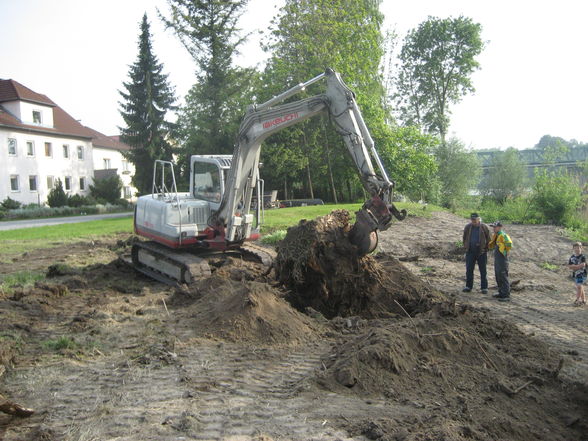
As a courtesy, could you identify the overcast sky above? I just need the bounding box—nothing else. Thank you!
[1,0,587,150]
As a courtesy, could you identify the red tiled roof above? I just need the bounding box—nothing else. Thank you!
[0,79,55,106]
[85,126,131,152]
[0,79,96,140]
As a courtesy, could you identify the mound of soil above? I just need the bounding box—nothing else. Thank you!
[321,301,588,440]
[276,210,444,318]
[171,275,324,344]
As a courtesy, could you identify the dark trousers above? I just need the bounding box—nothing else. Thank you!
[494,249,510,297]
[465,251,488,290]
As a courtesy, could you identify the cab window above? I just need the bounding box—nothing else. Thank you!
[193,162,221,203]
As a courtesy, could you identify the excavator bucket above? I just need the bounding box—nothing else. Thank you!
[349,217,379,255]
[349,198,407,256]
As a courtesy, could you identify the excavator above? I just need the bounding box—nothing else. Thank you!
[132,68,406,285]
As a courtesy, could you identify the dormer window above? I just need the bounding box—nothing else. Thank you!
[32,110,42,124]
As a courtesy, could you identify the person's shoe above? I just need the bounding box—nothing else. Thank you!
[462,287,472,292]
[481,289,488,294]
[497,295,510,302]
[492,293,501,298]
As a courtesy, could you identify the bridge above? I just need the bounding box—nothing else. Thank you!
[476,146,588,181]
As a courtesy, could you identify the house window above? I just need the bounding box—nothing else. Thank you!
[47,176,55,189]
[77,145,84,160]
[29,175,37,191]
[45,142,52,157]
[64,176,71,191]
[79,177,86,191]
[124,186,132,199]
[8,138,17,155]
[103,158,111,169]
[33,110,42,124]
[122,160,129,172]
[26,141,35,156]
[10,175,19,191]
[63,144,69,158]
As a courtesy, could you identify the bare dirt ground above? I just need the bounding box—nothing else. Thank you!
[0,211,586,441]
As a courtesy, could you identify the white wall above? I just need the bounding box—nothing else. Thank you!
[2,101,54,128]
[92,146,137,201]
[0,128,93,205]
[20,101,54,127]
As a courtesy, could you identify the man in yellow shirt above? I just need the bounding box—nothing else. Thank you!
[488,221,513,301]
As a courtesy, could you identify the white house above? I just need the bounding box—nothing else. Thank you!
[86,127,137,201]
[0,79,137,205]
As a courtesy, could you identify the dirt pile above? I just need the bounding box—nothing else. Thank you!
[275,210,444,318]
[321,301,588,440]
[170,275,325,344]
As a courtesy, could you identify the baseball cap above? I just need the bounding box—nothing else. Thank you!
[470,213,479,219]
[490,221,503,227]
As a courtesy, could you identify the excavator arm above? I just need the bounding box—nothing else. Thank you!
[213,68,406,254]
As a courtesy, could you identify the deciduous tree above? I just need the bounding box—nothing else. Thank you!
[434,137,480,209]
[395,16,484,142]
[261,0,390,202]
[479,148,527,204]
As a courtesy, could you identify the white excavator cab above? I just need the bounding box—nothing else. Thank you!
[189,155,232,206]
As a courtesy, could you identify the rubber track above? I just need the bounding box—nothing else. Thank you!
[132,241,211,285]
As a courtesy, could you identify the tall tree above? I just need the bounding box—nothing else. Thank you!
[119,13,177,195]
[479,148,527,204]
[161,0,252,177]
[395,16,484,142]
[261,0,390,201]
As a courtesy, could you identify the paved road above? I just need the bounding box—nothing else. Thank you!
[0,212,133,231]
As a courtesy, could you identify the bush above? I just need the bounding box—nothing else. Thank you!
[90,175,123,204]
[47,179,68,207]
[67,194,94,207]
[477,198,540,225]
[2,203,130,221]
[531,171,583,225]
[1,197,21,210]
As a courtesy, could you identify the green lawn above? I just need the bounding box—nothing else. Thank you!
[0,216,134,258]
[0,202,436,257]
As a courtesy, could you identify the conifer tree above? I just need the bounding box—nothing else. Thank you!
[119,13,176,194]
[161,0,252,178]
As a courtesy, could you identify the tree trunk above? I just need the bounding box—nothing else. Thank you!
[302,129,314,199]
[283,179,288,200]
[306,162,314,199]
[321,120,338,204]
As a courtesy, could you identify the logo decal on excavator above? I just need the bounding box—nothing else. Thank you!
[263,112,299,129]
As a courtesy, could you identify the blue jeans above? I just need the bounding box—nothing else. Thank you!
[465,251,488,290]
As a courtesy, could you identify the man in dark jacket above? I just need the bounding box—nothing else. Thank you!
[462,213,491,293]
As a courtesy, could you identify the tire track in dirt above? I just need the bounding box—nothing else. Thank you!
[465,292,588,382]
[4,340,402,440]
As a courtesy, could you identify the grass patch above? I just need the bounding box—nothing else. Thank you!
[259,201,438,233]
[42,336,79,351]
[261,230,287,244]
[0,271,44,294]
[0,216,133,257]
[540,262,560,271]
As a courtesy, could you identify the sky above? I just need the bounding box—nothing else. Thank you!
[1,0,587,151]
